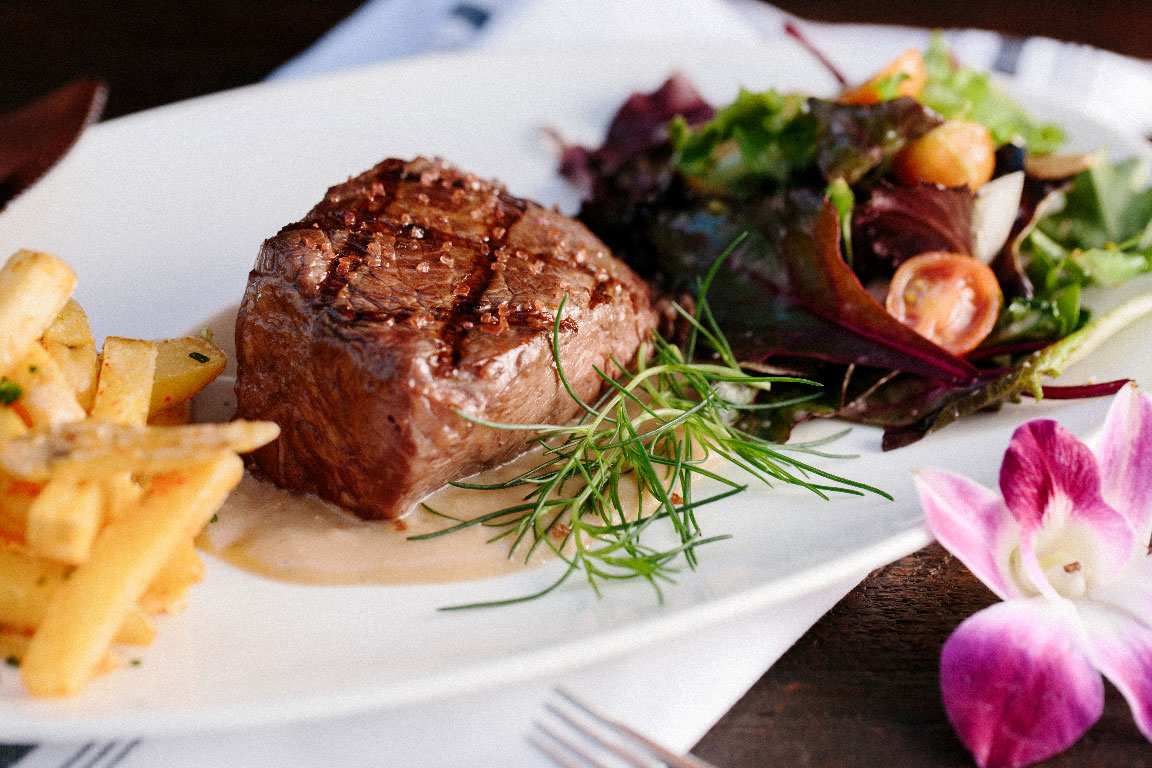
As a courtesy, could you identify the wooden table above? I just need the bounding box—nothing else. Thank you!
[3,2,1151,765]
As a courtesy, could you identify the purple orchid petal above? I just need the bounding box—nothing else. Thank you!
[916,469,1022,600]
[1096,384,1152,548]
[1078,600,1152,742]
[1000,419,1133,591]
[941,598,1103,768]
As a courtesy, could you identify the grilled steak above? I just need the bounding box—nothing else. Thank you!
[235,157,658,519]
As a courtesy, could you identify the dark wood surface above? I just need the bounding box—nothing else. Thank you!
[2,2,1151,765]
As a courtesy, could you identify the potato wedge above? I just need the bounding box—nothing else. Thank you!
[21,452,242,696]
[148,335,226,416]
[0,251,76,375]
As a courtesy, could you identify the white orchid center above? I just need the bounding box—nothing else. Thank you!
[1010,497,1104,600]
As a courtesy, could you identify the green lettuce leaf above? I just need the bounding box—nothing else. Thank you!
[920,33,1064,153]
[669,89,816,198]
[1037,151,1152,249]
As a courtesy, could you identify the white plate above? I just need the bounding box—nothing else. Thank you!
[0,40,1149,741]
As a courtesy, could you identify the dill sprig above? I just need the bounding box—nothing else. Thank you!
[415,237,890,609]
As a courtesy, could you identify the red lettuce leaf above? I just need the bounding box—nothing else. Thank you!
[558,74,713,197]
[852,181,975,279]
[640,189,979,384]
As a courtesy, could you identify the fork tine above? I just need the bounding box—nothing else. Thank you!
[540,688,721,768]
[540,703,659,768]
[530,718,629,768]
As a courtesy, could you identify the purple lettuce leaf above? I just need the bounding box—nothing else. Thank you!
[852,181,976,279]
[558,73,714,197]
[638,189,979,384]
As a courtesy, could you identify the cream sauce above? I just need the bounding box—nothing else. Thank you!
[197,451,565,586]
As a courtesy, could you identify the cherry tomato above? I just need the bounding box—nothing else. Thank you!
[838,49,926,106]
[885,251,1002,355]
[892,120,996,190]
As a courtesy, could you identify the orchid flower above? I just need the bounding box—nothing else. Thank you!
[914,383,1152,767]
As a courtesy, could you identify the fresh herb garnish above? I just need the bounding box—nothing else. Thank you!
[5,657,18,668]
[417,239,889,608]
[0,378,22,406]
[188,352,210,364]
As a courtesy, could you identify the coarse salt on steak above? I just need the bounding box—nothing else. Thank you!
[235,157,658,519]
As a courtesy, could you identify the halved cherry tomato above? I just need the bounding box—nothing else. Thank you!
[838,48,926,106]
[892,120,996,190]
[885,251,1002,355]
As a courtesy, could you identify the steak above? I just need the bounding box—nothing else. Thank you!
[235,157,658,519]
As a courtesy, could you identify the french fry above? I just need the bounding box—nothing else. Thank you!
[0,250,274,697]
[42,299,98,411]
[91,337,158,426]
[0,251,76,375]
[0,546,151,644]
[0,632,120,679]
[4,345,86,427]
[25,475,102,564]
[140,540,204,614]
[20,452,242,696]
[0,420,279,482]
[91,336,158,523]
[148,336,226,416]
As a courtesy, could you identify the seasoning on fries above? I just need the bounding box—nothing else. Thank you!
[0,250,278,697]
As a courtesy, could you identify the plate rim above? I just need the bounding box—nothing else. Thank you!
[1,39,1148,741]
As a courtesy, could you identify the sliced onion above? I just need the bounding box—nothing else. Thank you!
[971,170,1024,263]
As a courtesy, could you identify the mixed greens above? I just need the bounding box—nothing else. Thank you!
[560,34,1152,449]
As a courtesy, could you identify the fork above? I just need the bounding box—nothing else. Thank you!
[529,688,719,768]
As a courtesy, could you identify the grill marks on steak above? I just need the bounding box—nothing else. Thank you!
[236,157,657,520]
[280,159,611,373]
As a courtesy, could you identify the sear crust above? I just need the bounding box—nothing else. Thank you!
[235,157,658,519]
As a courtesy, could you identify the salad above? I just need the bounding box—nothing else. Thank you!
[560,35,1152,449]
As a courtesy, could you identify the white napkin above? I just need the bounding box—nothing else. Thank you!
[13,2,1152,766]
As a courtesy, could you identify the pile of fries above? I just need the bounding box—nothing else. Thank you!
[0,250,278,697]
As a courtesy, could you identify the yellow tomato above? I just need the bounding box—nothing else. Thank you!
[838,49,926,106]
[885,251,1002,355]
[892,120,997,190]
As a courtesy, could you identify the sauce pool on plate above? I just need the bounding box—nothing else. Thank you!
[197,450,562,586]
